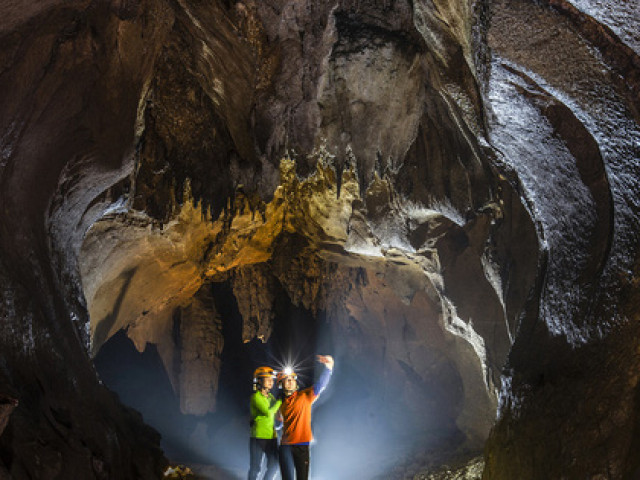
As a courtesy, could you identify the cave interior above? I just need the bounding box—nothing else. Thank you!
[0,0,639,479]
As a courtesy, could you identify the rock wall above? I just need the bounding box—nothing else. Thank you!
[482,0,640,477]
[0,0,173,477]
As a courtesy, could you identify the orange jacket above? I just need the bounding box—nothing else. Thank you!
[279,367,332,445]
[279,387,317,445]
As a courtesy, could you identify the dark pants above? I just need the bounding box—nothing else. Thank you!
[279,444,309,480]
[248,437,279,480]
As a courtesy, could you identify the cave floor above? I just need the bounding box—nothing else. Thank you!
[175,455,484,480]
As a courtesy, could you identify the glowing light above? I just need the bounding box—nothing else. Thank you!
[271,353,309,385]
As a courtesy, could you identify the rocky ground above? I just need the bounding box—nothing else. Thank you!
[380,447,484,480]
[164,449,484,480]
[411,457,484,480]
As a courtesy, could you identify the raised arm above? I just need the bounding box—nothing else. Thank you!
[313,355,334,396]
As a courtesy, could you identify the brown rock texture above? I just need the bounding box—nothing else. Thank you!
[0,395,18,438]
[175,287,224,416]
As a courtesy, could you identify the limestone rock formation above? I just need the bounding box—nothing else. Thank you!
[175,288,224,416]
[0,0,638,478]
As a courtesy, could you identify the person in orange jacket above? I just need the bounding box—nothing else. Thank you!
[276,355,334,480]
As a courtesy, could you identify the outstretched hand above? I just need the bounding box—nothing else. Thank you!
[316,355,334,370]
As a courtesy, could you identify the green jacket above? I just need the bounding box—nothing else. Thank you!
[250,390,282,439]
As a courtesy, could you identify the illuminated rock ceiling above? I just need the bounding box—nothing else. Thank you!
[0,0,638,478]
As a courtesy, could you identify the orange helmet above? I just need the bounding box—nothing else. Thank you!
[253,366,276,392]
[253,366,276,381]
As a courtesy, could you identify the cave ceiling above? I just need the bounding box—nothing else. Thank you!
[0,0,639,478]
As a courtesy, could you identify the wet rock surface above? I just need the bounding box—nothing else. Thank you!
[0,0,638,478]
[482,0,640,477]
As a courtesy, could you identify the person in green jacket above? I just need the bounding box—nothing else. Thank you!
[248,366,282,480]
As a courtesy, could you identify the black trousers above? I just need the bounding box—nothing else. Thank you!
[248,437,279,480]
[279,444,310,480]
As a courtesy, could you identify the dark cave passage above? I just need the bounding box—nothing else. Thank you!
[94,330,197,462]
